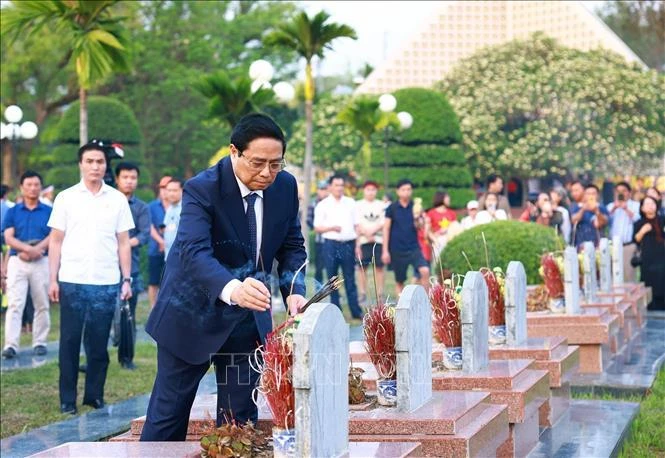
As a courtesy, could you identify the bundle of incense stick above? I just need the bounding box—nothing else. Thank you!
[271,275,345,335]
[299,275,344,313]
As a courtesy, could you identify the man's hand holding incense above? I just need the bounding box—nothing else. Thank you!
[231,277,271,312]
[286,294,306,317]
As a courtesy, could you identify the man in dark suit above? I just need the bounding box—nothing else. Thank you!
[140,114,307,441]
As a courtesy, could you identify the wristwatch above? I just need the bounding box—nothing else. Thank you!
[122,277,133,285]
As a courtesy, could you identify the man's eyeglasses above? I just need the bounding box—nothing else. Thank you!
[237,154,286,173]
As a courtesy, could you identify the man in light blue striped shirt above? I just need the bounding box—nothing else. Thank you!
[607,181,640,282]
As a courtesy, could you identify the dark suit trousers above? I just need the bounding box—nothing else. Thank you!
[324,239,362,318]
[140,312,261,441]
[118,273,140,364]
[58,282,117,405]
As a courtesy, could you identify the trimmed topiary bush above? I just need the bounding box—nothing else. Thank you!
[437,221,562,284]
[367,88,473,209]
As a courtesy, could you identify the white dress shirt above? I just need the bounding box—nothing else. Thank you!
[607,199,640,244]
[219,175,264,304]
[48,181,134,285]
[313,195,357,241]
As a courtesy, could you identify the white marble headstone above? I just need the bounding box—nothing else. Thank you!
[505,261,527,346]
[293,303,349,458]
[563,247,581,314]
[598,238,612,292]
[461,272,489,373]
[583,242,598,303]
[395,285,432,412]
[611,235,624,286]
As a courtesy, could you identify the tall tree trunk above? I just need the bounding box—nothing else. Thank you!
[79,86,88,146]
[300,62,315,254]
[1,141,14,187]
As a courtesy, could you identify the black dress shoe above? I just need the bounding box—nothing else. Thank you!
[2,347,16,359]
[60,403,77,415]
[33,345,47,356]
[121,361,137,370]
[82,399,105,409]
[79,364,86,373]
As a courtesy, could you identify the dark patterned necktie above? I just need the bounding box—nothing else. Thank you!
[245,192,258,267]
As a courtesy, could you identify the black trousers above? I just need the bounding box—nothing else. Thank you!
[58,282,117,405]
[140,312,261,441]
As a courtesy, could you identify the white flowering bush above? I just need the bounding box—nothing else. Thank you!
[437,32,665,179]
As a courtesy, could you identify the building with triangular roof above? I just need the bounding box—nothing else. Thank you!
[356,1,645,94]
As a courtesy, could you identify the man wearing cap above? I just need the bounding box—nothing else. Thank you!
[355,181,385,302]
[307,180,329,286]
[147,175,171,307]
[461,200,480,230]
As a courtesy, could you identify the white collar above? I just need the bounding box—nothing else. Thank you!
[75,180,110,196]
[234,175,263,200]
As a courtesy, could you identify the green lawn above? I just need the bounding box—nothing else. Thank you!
[619,369,665,457]
[0,342,159,439]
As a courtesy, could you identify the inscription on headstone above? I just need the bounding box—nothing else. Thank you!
[611,236,624,286]
[563,247,581,314]
[505,261,527,346]
[583,242,598,303]
[293,303,349,458]
[395,285,433,412]
[599,238,612,292]
[461,272,489,373]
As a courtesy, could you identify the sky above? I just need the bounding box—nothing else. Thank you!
[301,1,608,77]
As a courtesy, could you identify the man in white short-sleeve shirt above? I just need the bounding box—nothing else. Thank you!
[47,140,134,416]
[313,174,362,318]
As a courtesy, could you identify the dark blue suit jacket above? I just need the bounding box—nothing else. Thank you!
[145,157,306,365]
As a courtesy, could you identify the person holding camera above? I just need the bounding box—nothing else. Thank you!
[607,181,640,282]
[633,196,665,310]
[571,184,609,248]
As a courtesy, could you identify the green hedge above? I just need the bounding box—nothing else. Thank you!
[371,144,467,167]
[437,220,562,283]
[368,166,473,189]
[392,88,462,145]
[55,96,142,144]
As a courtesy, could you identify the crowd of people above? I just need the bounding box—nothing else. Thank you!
[0,140,188,414]
[1,129,664,418]
[307,172,665,314]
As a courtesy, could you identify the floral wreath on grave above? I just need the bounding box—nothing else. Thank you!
[248,269,343,456]
[430,274,464,370]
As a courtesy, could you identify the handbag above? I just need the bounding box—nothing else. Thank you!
[630,246,642,268]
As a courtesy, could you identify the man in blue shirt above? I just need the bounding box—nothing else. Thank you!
[115,162,151,369]
[571,184,609,248]
[162,177,183,261]
[2,171,52,359]
[147,176,171,307]
[381,179,430,295]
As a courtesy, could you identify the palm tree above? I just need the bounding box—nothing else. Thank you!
[194,70,276,130]
[337,96,397,177]
[1,0,130,145]
[264,10,357,237]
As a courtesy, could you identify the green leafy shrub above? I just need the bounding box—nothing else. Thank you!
[437,220,562,284]
[55,96,142,144]
[392,88,462,145]
[372,88,473,209]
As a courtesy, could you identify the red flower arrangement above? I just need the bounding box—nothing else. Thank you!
[363,303,397,380]
[540,253,564,299]
[430,279,462,347]
[481,267,505,326]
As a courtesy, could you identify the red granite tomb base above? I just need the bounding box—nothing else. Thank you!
[527,308,620,373]
[348,391,509,457]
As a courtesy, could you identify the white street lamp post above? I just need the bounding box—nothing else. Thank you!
[1,105,39,186]
[379,94,411,193]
